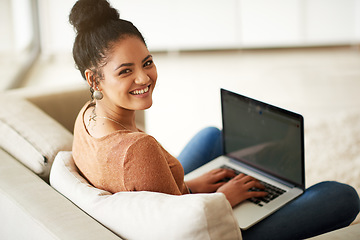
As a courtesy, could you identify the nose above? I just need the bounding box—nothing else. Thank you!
[134,70,150,85]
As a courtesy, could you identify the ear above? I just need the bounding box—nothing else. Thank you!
[85,69,95,88]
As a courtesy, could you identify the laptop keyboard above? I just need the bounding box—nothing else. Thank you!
[220,165,286,207]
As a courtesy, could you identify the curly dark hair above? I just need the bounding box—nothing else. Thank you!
[69,0,146,82]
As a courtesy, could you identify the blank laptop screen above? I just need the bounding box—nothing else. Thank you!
[221,89,304,188]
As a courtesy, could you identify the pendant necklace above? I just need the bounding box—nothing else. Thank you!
[96,116,130,131]
[88,104,131,131]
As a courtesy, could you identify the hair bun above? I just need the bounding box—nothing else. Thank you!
[69,0,119,34]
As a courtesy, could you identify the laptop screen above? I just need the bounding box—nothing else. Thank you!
[221,89,304,188]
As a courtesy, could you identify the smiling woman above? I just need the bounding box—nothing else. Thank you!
[70,0,190,196]
[70,0,264,204]
[69,1,359,239]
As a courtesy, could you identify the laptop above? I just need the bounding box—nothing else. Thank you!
[185,88,305,230]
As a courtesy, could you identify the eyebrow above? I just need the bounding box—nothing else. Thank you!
[114,55,152,72]
[142,54,152,63]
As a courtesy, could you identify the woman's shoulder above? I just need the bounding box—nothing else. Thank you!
[73,101,91,135]
[109,130,158,147]
[105,131,162,157]
[74,101,93,127]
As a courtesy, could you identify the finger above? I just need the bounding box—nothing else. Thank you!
[233,174,255,184]
[204,169,230,181]
[212,181,227,189]
[243,179,265,190]
[230,173,246,180]
[213,168,237,180]
[254,181,265,189]
[209,168,224,174]
[209,168,234,177]
[247,191,268,199]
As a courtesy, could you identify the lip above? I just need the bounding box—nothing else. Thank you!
[129,84,151,97]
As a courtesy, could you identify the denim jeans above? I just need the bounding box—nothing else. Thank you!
[178,127,360,240]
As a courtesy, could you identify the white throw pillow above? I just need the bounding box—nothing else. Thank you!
[50,151,242,240]
[0,98,73,180]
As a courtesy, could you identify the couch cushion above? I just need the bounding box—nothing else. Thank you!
[50,151,242,240]
[0,149,120,240]
[0,97,73,181]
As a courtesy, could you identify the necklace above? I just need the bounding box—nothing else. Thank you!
[87,104,131,131]
[96,116,130,131]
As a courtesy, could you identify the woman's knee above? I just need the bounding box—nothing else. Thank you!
[197,126,221,139]
[332,182,359,212]
[178,126,222,173]
[311,181,360,223]
[200,126,223,157]
[316,181,359,200]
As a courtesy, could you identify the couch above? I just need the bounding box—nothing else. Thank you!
[0,84,358,239]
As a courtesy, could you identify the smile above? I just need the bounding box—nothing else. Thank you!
[130,86,150,95]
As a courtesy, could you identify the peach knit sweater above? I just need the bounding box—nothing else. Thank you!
[72,103,189,195]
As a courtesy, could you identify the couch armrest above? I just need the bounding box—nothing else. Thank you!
[0,149,121,240]
[4,84,146,133]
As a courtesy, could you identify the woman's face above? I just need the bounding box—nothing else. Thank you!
[97,36,157,111]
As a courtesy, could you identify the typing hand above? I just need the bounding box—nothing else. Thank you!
[185,168,237,193]
[216,173,268,207]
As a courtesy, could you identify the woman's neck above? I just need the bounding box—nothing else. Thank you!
[94,100,138,132]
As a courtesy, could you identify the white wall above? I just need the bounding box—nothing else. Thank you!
[12,0,35,52]
[0,0,13,52]
[0,0,35,53]
[305,0,358,45]
[38,0,76,56]
[239,0,303,47]
[115,0,240,51]
[38,0,360,55]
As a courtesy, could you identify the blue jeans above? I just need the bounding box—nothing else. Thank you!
[178,127,360,240]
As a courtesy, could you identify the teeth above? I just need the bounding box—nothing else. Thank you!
[131,86,149,95]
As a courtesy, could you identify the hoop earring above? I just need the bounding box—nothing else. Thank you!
[93,89,103,100]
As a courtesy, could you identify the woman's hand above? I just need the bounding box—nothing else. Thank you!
[216,173,268,207]
[185,168,237,193]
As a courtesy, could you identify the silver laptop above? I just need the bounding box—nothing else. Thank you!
[185,89,305,230]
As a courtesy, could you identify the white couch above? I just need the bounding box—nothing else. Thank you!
[0,84,358,239]
[0,85,241,240]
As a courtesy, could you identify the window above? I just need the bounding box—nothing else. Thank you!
[0,0,40,90]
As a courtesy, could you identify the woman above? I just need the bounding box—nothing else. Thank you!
[70,0,359,239]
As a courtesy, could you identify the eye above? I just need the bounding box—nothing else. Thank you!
[143,60,153,68]
[119,69,131,75]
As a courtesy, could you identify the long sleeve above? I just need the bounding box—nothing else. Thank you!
[121,136,185,195]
